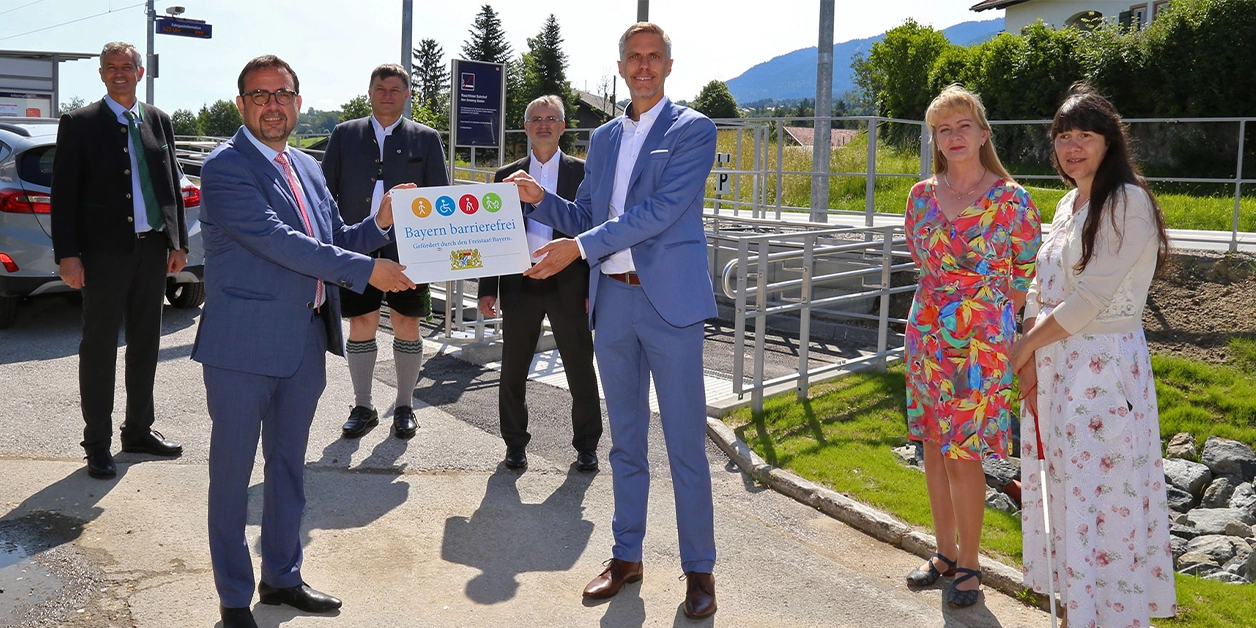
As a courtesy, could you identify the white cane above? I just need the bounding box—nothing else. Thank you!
[1029,391,1060,628]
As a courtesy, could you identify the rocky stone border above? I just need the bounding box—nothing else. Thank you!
[705,418,1050,610]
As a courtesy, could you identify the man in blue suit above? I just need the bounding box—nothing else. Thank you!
[193,55,416,628]
[506,22,719,619]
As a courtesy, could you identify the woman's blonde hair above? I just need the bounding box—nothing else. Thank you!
[924,84,1012,180]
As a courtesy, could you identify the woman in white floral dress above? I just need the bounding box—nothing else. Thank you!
[1010,83,1176,628]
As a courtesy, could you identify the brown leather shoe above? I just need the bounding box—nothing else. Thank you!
[582,558,643,599]
[683,571,717,619]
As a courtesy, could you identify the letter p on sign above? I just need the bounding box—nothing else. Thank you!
[714,172,732,195]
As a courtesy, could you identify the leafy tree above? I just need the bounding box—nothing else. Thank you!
[56,96,86,116]
[171,108,200,136]
[198,100,243,137]
[851,18,951,136]
[461,5,512,65]
[521,14,577,149]
[691,80,741,119]
[412,38,449,130]
[338,95,371,122]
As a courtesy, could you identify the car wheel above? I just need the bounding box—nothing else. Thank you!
[0,295,17,329]
[166,282,206,308]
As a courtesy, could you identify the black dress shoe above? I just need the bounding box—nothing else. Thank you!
[220,606,258,628]
[258,581,342,613]
[341,405,378,438]
[576,450,599,472]
[504,450,527,470]
[393,406,418,439]
[119,430,182,457]
[85,449,116,479]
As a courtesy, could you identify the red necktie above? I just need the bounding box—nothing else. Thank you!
[274,152,323,308]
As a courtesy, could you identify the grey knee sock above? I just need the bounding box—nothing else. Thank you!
[394,338,424,409]
[346,339,378,409]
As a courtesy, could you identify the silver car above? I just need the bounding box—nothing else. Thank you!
[0,117,205,329]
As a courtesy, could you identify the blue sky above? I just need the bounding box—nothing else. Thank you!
[2,0,990,113]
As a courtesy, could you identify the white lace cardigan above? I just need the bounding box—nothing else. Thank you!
[1023,183,1160,336]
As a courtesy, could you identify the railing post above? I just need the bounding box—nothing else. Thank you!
[735,129,744,217]
[798,233,814,401]
[753,238,770,414]
[732,237,750,400]
[865,117,878,228]
[919,122,932,180]
[776,120,785,217]
[878,227,893,372]
[1233,119,1247,254]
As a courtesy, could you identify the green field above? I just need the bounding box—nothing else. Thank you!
[710,130,1256,233]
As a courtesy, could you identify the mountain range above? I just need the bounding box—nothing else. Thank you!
[725,18,1005,104]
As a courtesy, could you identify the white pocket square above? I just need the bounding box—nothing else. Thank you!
[650,149,669,154]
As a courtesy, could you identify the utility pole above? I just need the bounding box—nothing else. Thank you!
[811,0,834,223]
[401,0,413,119]
[145,0,155,104]
[637,0,648,22]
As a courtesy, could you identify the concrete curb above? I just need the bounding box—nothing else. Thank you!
[705,417,1049,611]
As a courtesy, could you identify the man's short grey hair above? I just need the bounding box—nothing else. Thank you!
[100,41,142,68]
[525,95,565,121]
[618,22,671,60]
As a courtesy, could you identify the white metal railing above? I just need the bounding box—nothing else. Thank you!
[714,222,914,413]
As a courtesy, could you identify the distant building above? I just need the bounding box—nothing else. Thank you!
[567,89,624,151]
[970,0,1171,33]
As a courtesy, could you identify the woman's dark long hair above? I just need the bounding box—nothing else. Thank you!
[1050,82,1170,274]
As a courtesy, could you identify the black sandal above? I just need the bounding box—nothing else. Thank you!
[906,552,957,587]
[946,567,983,608]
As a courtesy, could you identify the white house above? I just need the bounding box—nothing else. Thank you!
[970,0,1172,33]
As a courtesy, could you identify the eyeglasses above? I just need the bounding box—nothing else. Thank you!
[526,116,562,125]
[240,88,298,106]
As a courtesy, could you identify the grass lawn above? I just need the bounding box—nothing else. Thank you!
[721,339,1256,627]
[711,130,1256,232]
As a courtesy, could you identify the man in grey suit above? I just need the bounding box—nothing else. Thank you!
[322,63,449,440]
[194,55,415,628]
[506,22,719,618]
[477,95,601,472]
[51,41,187,480]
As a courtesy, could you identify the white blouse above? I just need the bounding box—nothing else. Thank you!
[1024,183,1161,336]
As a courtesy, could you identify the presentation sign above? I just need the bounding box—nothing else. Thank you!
[450,59,504,147]
[390,183,531,284]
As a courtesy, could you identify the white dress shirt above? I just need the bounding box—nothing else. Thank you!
[577,96,669,275]
[103,95,154,233]
[369,115,403,218]
[526,149,559,263]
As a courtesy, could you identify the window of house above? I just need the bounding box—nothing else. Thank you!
[1153,0,1170,21]
[1130,3,1149,29]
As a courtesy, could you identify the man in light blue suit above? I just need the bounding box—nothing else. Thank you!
[193,55,416,628]
[506,22,719,619]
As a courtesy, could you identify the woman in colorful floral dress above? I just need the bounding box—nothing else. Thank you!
[1011,83,1175,628]
[904,85,1040,608]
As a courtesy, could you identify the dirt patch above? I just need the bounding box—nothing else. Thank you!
[1144,250,1256,362]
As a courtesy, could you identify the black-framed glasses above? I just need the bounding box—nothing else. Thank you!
[526,116,562,125]
[240,88,298,106]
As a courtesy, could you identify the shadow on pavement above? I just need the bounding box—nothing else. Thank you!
[441,468,594,605]
[0,465,128,547]
[0,295,200,365]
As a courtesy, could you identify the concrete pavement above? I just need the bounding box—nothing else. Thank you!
[0,296,1048,627]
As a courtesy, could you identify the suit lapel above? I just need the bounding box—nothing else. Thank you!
[626,100,677,192]
[233,129,309,236]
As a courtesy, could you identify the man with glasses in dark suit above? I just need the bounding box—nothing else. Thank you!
[477,95,601,472]
[51,40,188,480]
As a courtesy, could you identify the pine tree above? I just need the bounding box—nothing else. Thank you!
[461,5,512,65]
[522,14,578,150]
[412,38,449,130]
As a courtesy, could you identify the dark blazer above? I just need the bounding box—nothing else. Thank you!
[192,128,390,377]
[477,153,589,311]
[321,116,448,261]
[51,98,188,261]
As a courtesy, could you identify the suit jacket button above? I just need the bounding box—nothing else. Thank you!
[126,193,132,199]
[365,197,371,202]
[339,280,350,287]
[306,301,315,309]
[375,158,381,164]
[124,169,130,175]
[127,216,134,222]
[123,147,129,153]
[396,149,402,153]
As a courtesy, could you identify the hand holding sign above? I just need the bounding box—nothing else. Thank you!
[522,238,580,280]
[378,183,417,229]
[503,170,544,204]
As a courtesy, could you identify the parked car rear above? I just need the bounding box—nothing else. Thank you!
[0,117,205,329]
